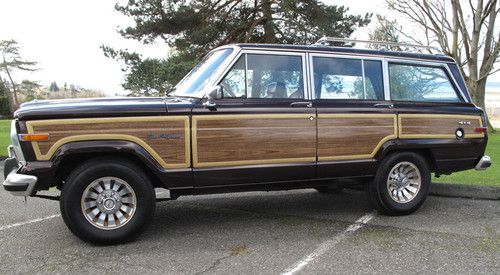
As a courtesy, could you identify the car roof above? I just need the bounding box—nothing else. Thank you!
[232,43,456,63]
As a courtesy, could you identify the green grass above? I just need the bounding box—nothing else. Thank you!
[0,119,497,186]
[433,131,500,187]
[0,119,10,157]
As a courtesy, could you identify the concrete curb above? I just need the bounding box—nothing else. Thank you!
[431,183,500,200]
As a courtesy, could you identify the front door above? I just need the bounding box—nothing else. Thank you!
[192,51,316,187]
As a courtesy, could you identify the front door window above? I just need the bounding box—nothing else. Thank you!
[220,54,305,99]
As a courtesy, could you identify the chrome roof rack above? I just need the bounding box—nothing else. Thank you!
[314,37,443,55]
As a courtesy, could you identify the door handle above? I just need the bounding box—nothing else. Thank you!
[290,102,313,108]
[374,103,394,109]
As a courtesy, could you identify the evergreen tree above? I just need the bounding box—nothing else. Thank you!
[103,0,371,96]
[49,81,60,92]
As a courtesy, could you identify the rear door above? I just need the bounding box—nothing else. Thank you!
[192,50,317,187]
[310,53,397,179]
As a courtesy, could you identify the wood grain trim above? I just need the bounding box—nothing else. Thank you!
[192,114,315,168]
[26,116,191,169]
[317,114,398,161]
[398,114,484,139]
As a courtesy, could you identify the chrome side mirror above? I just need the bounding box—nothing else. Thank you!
[203,86,222,109]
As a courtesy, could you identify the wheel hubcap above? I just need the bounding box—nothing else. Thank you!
[386,161,421,203]
[81,177,137,230]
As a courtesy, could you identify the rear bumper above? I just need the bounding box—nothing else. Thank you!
[475,155,492,170]
[2,159,38,196]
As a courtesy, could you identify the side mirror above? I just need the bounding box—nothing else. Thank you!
[202,86,222,109]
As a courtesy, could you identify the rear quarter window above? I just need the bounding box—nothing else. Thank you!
[389,63,462,102]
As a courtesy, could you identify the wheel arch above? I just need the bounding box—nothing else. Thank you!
[376,140,438,172]
[51,140,166,189]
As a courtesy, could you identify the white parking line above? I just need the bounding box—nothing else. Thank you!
[282,211,376,275]
[0,214,60,232]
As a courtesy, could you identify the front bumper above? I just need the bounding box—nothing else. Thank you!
[2,159,38,196]
[475,155,492,170]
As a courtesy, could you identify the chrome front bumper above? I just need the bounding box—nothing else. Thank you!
[2,163,38,197]
[475,155,492,171]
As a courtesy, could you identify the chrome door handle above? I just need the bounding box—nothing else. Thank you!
[374,103,394,109]
[290,102,313,108]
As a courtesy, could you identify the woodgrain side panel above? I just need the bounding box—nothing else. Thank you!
[193,114,316,168]
[399,114,484,139]
[26,116,190,169]
[318,114,397,161]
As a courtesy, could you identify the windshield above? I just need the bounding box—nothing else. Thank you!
[170,48,234,97]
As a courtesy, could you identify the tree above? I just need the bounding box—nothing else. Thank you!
[19,80,41,101]
[0,79,9,116]
[0,40,37,110]
[104,0,371,96]
[368,15,402,50]
[49,81,60,92]
[386,0,500,131]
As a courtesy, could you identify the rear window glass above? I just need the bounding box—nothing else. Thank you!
[389,63,461,102]
[312,57,384,100]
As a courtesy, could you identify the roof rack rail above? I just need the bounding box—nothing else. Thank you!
[314,37,442,55]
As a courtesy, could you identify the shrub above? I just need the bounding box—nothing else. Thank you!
[0,96,11,117]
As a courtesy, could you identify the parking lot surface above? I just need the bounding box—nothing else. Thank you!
[1,163,499,274]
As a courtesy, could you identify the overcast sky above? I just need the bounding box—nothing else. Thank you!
[0,0,497,96]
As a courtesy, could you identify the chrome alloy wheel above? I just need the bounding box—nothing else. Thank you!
[386,161,421,204]
[81,177,137,230]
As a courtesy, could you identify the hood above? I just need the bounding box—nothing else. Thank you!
[15,96,198,120]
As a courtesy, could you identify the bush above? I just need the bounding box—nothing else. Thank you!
[0,96,11,117]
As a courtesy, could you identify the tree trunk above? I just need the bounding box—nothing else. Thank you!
[470,79,496,132]
[261,0,276,43]
[2,56,19,109]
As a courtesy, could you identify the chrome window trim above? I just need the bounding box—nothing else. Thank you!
[308,53,386,100]
[305,52,313,100]
[382,59,391,100]
[213,48,310,100]
[385,59,469,103]
[361,59,367,99]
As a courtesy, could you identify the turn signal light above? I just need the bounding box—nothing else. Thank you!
[474,127,487,134]
[18,133,50,141]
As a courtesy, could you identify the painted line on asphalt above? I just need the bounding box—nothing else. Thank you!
[0,214,61,232]
[282,211,376,275]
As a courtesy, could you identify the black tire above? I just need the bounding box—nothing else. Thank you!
[60,157,155,244]
[367,152,430,216]
[315,186,343,194]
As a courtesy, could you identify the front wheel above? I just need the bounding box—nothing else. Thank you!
[60,158,155,244]
[367,152,430,216]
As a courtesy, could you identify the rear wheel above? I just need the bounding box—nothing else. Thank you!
[60,158,155,244]
[368,152,430,216]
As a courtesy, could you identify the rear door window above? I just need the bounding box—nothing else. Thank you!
[389,63,462,102]
[312,57,384,100]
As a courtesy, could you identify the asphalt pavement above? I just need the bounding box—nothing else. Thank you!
[0,163,499,274]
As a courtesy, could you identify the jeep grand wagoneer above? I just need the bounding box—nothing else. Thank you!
[3,40,491,244]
